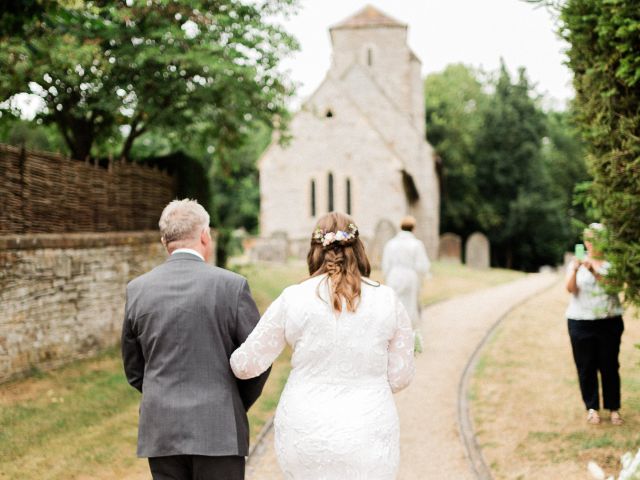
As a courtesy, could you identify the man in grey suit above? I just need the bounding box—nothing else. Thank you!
[122,199,269,479]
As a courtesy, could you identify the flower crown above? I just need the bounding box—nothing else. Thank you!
[313,223,359,248]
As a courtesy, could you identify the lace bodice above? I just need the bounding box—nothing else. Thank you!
[230,275,415,392]
[230,275,415,480]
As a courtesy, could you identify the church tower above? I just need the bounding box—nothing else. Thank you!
[256,5,440,262]
[329,6,425,137]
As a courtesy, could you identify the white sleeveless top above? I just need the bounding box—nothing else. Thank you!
[565,260,623,320]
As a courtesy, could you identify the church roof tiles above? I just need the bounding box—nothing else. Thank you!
[330,5,407,30]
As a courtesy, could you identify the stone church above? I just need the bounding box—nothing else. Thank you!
[258,5,440,261]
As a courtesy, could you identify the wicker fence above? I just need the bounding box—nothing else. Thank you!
[0,144,176,234]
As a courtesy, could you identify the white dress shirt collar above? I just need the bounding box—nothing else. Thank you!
[172,248,205,261]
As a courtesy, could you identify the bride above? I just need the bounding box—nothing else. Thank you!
[230,212,415,479]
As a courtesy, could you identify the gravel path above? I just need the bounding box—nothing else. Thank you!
[246,272,557,479]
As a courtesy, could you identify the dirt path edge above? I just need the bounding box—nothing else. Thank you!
[457,275,560,480]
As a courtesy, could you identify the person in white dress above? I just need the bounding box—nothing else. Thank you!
[382,216,431,329]
[230,212,415,480]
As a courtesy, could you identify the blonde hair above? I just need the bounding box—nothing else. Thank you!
[159,199,210,245]
[307,212,371,312]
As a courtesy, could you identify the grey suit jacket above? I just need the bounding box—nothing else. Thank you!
[121,252,270,458]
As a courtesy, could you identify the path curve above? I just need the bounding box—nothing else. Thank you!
[246,272,558,479]
[457,274,558,480]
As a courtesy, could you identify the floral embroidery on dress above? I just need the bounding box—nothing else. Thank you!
[230,275,415,480]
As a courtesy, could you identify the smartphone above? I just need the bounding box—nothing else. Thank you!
[574,243,586,261]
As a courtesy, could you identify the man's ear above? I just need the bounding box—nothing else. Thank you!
[161,236,167,248]
[200,228,209,245]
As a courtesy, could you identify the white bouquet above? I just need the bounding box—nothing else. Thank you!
[589,449,640,480]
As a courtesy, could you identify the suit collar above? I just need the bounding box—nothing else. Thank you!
[172,248,205,261]
[166,252,206,263]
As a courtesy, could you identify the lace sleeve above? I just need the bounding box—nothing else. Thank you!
[387,296,416,393]
[230,293,287,380]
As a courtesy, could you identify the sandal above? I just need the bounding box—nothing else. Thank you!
[610,411,623,426]
[587,409,601,425]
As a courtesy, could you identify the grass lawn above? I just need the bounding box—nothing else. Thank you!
[0,260,522,479]
[470,280,640,479]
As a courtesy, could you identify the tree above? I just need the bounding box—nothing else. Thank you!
[127,120,270,266]
[558,0,640,304]
[0,115,68,152]
[424,64,493,237]
[474,63,568,270]
[541,110,590,248]
[209,122,272,266]
[0,0,298,162]
[425,61,586,271]
[0,0,58,36]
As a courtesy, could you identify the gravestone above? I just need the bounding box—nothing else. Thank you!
[438,233,462,263]
[465,232,490,269]
[289,238,311,260]
[369,219,397,268]
[250,231,288,263]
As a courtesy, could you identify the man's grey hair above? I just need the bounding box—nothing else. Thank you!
[159,199,210,245]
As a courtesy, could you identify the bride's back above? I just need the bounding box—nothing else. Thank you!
[281,275,398,384]
[230,212,415,480]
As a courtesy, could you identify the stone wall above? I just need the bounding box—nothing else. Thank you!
[0,232,171,382]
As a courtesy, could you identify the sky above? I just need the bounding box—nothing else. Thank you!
[10,1,573,117]
[277,0,574,109]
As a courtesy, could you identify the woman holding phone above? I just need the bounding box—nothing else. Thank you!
[565,223,625,425]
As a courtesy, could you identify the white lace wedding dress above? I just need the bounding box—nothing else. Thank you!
[230,274,415,479]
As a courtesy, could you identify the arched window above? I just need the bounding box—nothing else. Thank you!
[327,172,334,212]
[367,48,373,67]
[310,179,316,217]
[346,178,352,215]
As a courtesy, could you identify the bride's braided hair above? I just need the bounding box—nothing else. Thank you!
[307,212,371,312]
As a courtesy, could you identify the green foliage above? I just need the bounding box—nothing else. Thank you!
[211,122,272,266]
[542,111,589,211]
[0,111,69,152]
[425,64,492,236]
[0,0,59,37]
[0,1,297,266]
[141,151,212,213]
[127,120,270,266]
[559,0,640,304]
[0,0,298,162]
[542,111,591,247]
[426,62,587,270]
[474,63,570,270]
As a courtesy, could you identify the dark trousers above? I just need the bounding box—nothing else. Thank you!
[568,316,624,411]
[148,455,245,480]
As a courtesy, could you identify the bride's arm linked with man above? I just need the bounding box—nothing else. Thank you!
[122,199,415,480]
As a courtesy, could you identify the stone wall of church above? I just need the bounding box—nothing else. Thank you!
[330,27,412,116]
[259,21,441,262]
[410,57,425,136]
[0,232,169,382]
[259,89,407,243]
